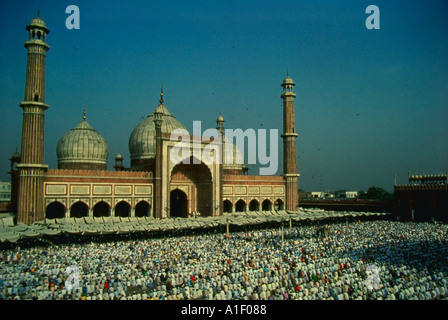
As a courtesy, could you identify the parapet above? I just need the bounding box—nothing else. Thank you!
[395,184,447,191]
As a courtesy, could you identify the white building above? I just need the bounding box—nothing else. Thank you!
[311,191,335,199]
[345,191,358,199]
[0,181,11,203]
[335,190,358,199]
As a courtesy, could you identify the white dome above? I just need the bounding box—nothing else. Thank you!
[57,119,109,170]
[222,135,246,170]
[129,104,189,162]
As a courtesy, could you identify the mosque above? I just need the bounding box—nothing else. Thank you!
[9,14,300,225]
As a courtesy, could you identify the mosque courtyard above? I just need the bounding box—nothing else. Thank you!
[1,210,447,301]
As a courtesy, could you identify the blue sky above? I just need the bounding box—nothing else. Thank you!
[0,0,447,192]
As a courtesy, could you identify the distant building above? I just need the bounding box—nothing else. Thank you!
[394,171,448,222]
[346,191,358,199]
[310,192,322,199]
[310,191,334,199]
[0,181,11,203]
[335,191,358,199]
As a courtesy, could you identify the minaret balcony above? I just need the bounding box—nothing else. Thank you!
[19,101,49,110]
[24,40,50,51]
[281,132,298,138]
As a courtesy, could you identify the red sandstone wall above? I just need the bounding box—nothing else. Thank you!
[223,174,285,186]
[45,169,153,184]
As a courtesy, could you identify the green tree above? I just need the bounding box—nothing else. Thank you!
[365,186,394,200]
[383,191,394,201]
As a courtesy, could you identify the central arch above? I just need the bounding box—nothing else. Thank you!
[170,156,212,217]
[170,189,188,218]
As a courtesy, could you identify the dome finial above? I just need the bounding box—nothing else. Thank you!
[159,84,164,105]
[37,9,40,17]
[83,106,86,120]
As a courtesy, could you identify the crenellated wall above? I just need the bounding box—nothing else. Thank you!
[395,184,447,191]
[394,172,448,222]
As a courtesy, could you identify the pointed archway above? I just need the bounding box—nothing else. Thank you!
[135,201,151,217]
[70,201,89,218]
[249,199,259,211]
[262,199,272,211]
[93,201,110,217]
[170,189,188,218]
[235,199,246,212]
[115,201,130,217]
[46,201,66,220]
[170,156,212,217]
[274,199,284,210]
[223,200,233,213]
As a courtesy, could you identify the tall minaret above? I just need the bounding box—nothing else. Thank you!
[216,114,225,216]
[153,87,164,219]
[281,74,300,211]
[16,13,50,224]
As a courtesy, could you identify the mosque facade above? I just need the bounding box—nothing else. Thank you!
[10,14,300,225]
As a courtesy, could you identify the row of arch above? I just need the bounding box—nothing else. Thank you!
[30,29,46,41]
[46,200,151,220]
[46,198,285,219]
[223,198,284,213]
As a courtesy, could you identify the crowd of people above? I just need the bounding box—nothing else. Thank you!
[1,218,447,300]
